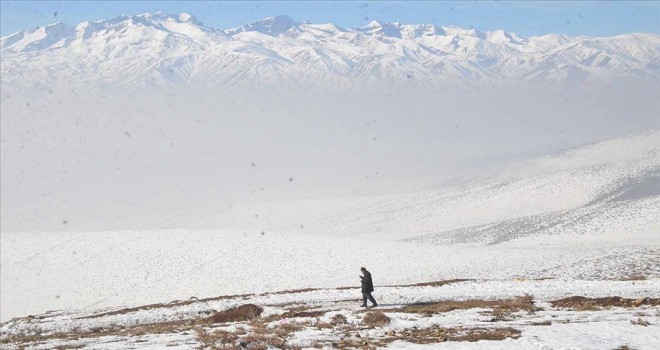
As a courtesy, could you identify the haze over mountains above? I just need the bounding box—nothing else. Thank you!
[1,12,658,233]
[1,12,660,93]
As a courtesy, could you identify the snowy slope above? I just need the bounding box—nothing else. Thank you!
[1,12,659,92]
[188,131,660,241]
[2,228,658,323]
[405,196,659,246]
[1,132,659,324]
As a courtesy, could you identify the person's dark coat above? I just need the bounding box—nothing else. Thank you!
[361,271,374,293]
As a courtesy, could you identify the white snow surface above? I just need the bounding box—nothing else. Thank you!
[2,130,660,323]
[4,227,659,323]
[1,12,659,92]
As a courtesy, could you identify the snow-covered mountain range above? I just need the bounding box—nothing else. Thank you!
[2,12,659,92]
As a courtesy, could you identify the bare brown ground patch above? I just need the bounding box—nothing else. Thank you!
[0,318,199,347]
[551,296,660,310]
[329,325,521,348]
[261,305,327,323]
[278,306,326,319]
[362,310,390,327]
[246,318,310,349]
[388,294,538,318]
[2,304,265,347]
[196,327,241,349]
[207,304,263,323]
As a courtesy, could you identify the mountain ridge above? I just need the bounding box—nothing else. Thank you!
[2,12,659,92]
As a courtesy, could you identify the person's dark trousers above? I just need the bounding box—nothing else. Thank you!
[362,292,377,306]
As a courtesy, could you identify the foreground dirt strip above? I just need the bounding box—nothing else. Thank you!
[69,279,473,320]
[2,291,658,348]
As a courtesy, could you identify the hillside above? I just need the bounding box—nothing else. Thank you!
[190,130,660,242]
[2,131,659,324]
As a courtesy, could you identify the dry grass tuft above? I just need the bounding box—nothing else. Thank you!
[618,275,647,281]
[448,327,521,342]
[262,305,325,323]
[410,279,474,287]
[274,320,309,336]
[279,306,325,319]
[390,325,521,344]
[237,332,288,349]
[487,294,538,321]
[208,304,263,324]
[363,310,390,327]
[195,327,240,349]
[53,344,85,349]
[398,294,538,318]
[330,313,348,326]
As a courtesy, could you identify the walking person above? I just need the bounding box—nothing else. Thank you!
[360,267,378,307]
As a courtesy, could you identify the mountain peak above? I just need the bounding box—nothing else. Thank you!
[132,12,203,26]
[360,20,403,38]
[226,15,298,37]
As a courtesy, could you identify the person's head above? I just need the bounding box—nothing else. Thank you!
[361,267,367,274]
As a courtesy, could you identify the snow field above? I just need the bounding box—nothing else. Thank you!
[2,228,659,322]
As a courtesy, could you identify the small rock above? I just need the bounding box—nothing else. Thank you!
[632,297,648,307]
[631,318,650,326]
